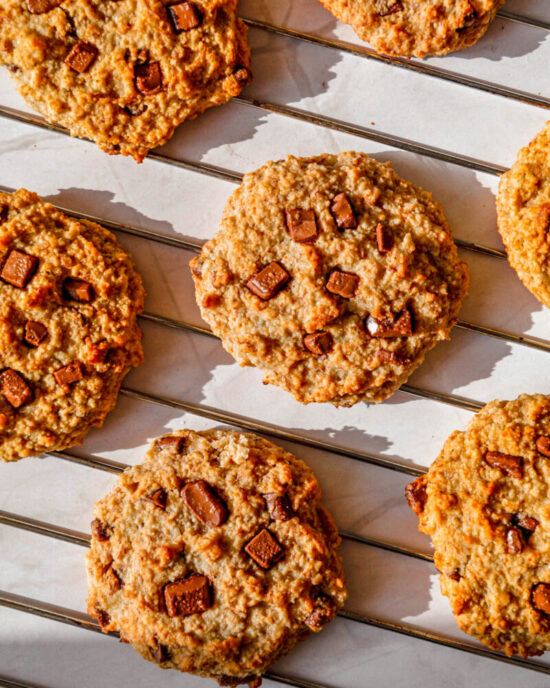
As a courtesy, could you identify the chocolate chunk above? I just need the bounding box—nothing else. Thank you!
[27,0,61,12]
[405,477,427,515]
[167,2,201,32]
[135,62,163,94]
[181,480,228,527]
[536,435,550,458]
[285,208,318,243]
[54,361,83,388]
[366,309,413,338]
[303,331,333,355]
[0,369,33,409]
[64,42,98,73]
[145,488,167,510]
[151,638,170,663]
[262,493,294,521]
[513,512,538,535]
[63,278,94,302]
[1,249,38,288]
[375,223,394,252]
[246,262,290,300]
[447,570,461,581]
[95,608,111,628]
[91,518,109,541]
[233,66,252,86]
[244,528,284,569]
[0,205,8,223]
[163,574,212,617]
[326,269,359,299]
[376,0,403,16]
[156,435,185,453]
[531,583,550,616]
[484,451,524,479]
[23,320,48,347]
[374,349,410,367]
[330,193,357,230]
[218,676,262,688]
[506,527,524,554]
[304,591,333,631]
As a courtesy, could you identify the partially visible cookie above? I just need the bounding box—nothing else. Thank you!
[86,429,347,685]
[191,151,469,406]
[0,188,144,462]
[406,393,550,658]
[0,0,251,161]
[317,0,505,57]
[497,121,550,308]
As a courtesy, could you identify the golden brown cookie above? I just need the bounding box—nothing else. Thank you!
[190,152,469,406]
[0,0,251,161]
[317,0,505,57]
[497,121,550,308]
[406,393,550,658]
[0,188,144,462]
[86,429,347,685]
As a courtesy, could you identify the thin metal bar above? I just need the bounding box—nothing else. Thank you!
[0,678,47,688]
[497,9,550,32]
[457,320,550,354]
[455,237,506,260]
[242,18,550,111]
[48,450,127,474]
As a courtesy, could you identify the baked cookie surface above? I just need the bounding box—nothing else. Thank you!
[406,393,550,658]
[0,0,251,161]
[497,121,550,308]
[191,152,469,406]
[86,429,347,685]
[0,188,144,462]
[317,0,505,57]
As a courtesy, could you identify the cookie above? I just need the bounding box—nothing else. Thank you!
[86,429,347,685]
[406,393,550,658]
[497,121,550,308]
[0,188,144,462]
[317,0,505,57]
[0,0,251,161]
[190,152,469,406]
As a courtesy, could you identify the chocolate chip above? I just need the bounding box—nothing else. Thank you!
[304,591,334,631]
[181,480,228,527]
[484,451,524,479]
[91,518,109,541]
[23,320,48,347]
[405,477,427,515]
[376,0,403,16]
[0,205,8,223]
[513,512,538,535]
[374,348,410,367]
[447,570,461,581]
[246,262,290,300]
[151,638,170,663]
[366,308,413,338]
[1,249,38,288]
[135,62,162,94]
[233,66,252,86]
[163,574,212,617]
[63,278,94,302]
[303,331,333,355]
[64,42,98,73]
[376,223,393,252]
[145,488,167,510]
[326,269,359,299]
[54,361,83,388]
[262,493,294,521]
[506,527,524,554]
[27,0,61,12]
[531,583,550,616]
[330,193,357,230]
[218,676,262,688]
[167,1,201,32]
[536,435,550,458]
[285,208,318,244]
[0,369,33,409]
[156,435,185,453]
[244,528,284,569]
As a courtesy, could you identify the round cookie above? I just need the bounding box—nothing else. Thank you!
[497,121,550,308]
[406,393,550,658]
[316,0,504,58]
[86,429,347,685]
[0,0,251,162]
[0,188,144,462]
[190,152,469,406]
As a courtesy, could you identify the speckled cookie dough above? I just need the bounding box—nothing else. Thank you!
[406,393,550,658]
[0,0,251,161]
[497,121,550,308]
[0,188,144,462]
[86,429,347,685]
[190,152,469,406]
[316,0,505,57]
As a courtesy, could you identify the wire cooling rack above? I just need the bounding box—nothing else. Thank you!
[0,1,549,687]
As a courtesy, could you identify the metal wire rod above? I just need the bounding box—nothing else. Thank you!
[242,18,550,111]
[497,9,550,32]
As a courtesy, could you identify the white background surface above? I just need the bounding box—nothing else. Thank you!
[0,1,549,686]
